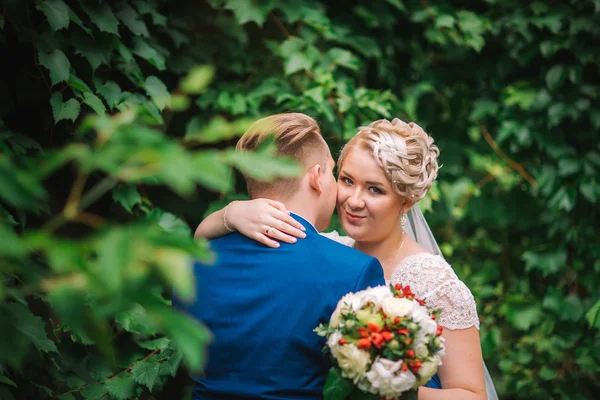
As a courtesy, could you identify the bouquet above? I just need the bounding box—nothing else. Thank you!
[315,284,445,400]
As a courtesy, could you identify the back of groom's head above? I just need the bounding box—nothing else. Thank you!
[237,113,331,199]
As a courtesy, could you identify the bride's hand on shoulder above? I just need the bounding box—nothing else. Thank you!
[194,198,306,248]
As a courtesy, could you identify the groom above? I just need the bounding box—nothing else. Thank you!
[175,113,385,399]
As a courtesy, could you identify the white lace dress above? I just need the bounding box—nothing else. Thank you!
[322,231,480,330]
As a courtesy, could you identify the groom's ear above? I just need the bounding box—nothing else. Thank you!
[307,164,323,194]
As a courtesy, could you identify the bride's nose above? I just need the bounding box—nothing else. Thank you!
[347,188,365,209]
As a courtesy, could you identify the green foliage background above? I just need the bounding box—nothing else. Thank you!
[0,0,598,399]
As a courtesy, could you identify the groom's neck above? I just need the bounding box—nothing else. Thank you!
[281,196,319,230]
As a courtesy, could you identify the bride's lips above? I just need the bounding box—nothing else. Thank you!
[343,209,366,224]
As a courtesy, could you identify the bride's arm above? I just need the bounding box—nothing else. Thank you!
[418,327,486,400]
[194,199,306,247]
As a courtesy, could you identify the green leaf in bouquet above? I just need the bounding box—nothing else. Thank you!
[37,0,69,31]
[323,367,353,400]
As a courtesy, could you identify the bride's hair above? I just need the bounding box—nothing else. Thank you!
[338,118,439,203]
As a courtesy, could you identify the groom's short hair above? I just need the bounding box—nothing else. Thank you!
[236,113,330,199]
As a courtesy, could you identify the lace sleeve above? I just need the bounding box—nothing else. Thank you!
[426,279,480,330]
[320,230,356,248]
[389,254,480,330]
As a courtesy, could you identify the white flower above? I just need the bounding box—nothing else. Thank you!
[328,333,370,383]
[417,355,442,384]
[359,286,393,306]
[410,304,437,336]
[381,297,415,318]
[365,357,417,397]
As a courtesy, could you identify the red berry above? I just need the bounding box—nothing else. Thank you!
[338,338,347,345]
[406,349,414,357]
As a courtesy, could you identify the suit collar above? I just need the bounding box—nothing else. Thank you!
[290,212,318,233]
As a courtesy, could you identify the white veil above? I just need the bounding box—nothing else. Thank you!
[405,206,499,400]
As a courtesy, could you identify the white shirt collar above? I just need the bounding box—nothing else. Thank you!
[289,212,318,232]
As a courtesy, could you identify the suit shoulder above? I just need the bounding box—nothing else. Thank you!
[311,232,376,265]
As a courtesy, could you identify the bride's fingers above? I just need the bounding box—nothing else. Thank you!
[265,225,298,244]
[269,216,306,239]
[271,209,306,233]
[266,199,288,213]
[250,232,280,248]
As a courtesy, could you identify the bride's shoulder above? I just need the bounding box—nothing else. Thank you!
[391,253,480,330]
[320,230,356,248]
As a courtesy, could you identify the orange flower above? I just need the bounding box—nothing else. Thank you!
[358,338,371,350]
[381,331,394,341]
[367,322,382,333]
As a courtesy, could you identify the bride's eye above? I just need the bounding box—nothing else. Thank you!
[341,177,353,185]
[369,186,383,194]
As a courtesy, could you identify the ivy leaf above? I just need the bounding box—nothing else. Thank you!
[113,184,141,213]
[37,0,69,31]
[67,4,91,35]
[116,304,158,335]
[132,37,166,70]
[224,0,275,26]
[80,2,120,35]
[82,93,106,116]
[546,65,566,91]
[285,53,313,75]
[38,49,70,86]
[143,76,170,110]
[131,358,160,391]
[160,350,183,377]
[96,80,123,109]
[4,302,57,353]
[73,31,113,71]
[50,92,80,123]
[104,374,136,400]
[69,75,92,94]
[116,4,149,37]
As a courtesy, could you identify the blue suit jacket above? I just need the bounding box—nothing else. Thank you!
[174,214,385,399]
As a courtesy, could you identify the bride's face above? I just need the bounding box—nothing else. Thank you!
[336,147,405,242]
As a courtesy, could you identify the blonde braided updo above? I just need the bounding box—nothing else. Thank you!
[338,118,440,203]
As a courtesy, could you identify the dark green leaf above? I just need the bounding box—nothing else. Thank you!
[224,0,274,26]
[38,49,70,86]
[82,93,106,116]
[80,2,120,35]
[3,302,57,353]
[323,367,353,400]
[546,65,566,91]
[50,92,80,123]
[104,374,136,400]
[113,184,142,213]
[132,37,166,70]
[96,81,123,109]
[143,76,170,110]
[191,150,232,193]
[131,358,160,391]
[37,0,69,31]
[116,4,149,37]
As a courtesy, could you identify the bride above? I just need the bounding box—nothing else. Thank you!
[196,118,497,400]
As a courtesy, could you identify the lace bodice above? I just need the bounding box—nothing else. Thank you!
[321,231,480,330]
